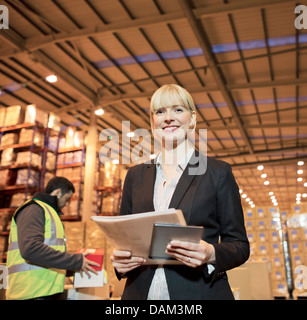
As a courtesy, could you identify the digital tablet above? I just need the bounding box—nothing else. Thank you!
[149,223,204,260]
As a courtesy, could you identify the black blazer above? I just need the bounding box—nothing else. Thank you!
[119,153,250,300]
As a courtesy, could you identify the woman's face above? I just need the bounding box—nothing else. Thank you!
[152,97,195,146]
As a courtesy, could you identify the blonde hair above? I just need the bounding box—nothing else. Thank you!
[150,84,196,113]
[150,84,196,130]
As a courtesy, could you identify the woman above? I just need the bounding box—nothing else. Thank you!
[111,84,249,300]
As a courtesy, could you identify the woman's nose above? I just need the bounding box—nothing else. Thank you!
[164,109,174,122]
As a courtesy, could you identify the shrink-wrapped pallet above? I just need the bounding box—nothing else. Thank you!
[10,193,28,207]
[65,127,76,148]
[0,133,18,146]
[15,169,39,186]
[4,105,24,127]
[48,112,61,131]
[0,148,16,166]
[24,104,48,127]
[62,221,84,253]
[45,152,56,171]
[15,151,41,167]
[0,107,5,127]
[18,128,44,147]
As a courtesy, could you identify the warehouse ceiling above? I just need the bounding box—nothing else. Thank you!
[0,0,307,213]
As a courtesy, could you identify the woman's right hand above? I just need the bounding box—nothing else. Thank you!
[111,249,146,275]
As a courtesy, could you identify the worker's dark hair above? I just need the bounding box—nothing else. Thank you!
[45,176,75,195]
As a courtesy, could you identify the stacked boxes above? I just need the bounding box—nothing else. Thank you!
[24,104,48,127]
[287,204,307,298]
[3,106,24,127]
[62,221,85,254]
[244,206,288,297]
[63,220,119,295]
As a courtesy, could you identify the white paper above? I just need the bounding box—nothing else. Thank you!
[91,208,186,265]
[74,270,106,288]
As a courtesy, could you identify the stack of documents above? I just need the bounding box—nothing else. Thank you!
[91,209,187,265]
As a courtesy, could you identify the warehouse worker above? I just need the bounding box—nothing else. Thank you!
[6,176,99,300]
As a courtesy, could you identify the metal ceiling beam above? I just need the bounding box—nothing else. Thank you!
[0,0,293,59]
[97,77,307,105]
[200,122,307,131]
[180,0,255,154]
[231,156,307,169]
[212,145,307,158]
[195,0,293,18]
[0,30,97,104]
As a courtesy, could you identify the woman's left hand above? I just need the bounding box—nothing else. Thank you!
[165,240,216,268]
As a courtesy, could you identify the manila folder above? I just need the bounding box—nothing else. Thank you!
[91,209,186,265]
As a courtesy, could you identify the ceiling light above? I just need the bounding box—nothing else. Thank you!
[112,159,119,165]
[127,132,135,138]
[296,200,301,204]
[304,182,307,187]
[242,194,247,198]
[95,108,104,116]
[149,154,156,159]
[269,192,274,195]
[249,201,253,205]
[271,196,275,199]
[296,193,301,197]
[297,177,303,182]
[302,193,307,198]
[261,173,267,178]
[273,202,278,206]
[298,161,304,166]
[239,189,243,194]
[264,180,270,185]
[251,204,255,208]
[245,198,250,202]
[297,169,304,174]
[46,75,57,83]
[257,165,264,171]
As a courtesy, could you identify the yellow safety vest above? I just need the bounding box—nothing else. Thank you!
[6,199,66,300]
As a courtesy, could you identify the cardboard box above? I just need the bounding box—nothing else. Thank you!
[270,242,283,255]
[271,255,285,268]
[4,105,24,127]
[24,104,48,127]
[0,133,18,146]
[73,249,105,288]
[255,207,267,219]
[269,230,281,242]
[48,113,61,131]
[256,231,269,243]
[244,208,255,220]
[288,228,302,241]
[62,221,84,253]
[245,220,255,231]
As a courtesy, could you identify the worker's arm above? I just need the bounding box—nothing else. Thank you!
[15,204,83,271]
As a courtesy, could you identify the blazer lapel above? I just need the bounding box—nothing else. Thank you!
[142,163,156,212]
[169,151,204,218]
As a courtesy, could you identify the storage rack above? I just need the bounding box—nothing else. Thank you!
[0,121,58,262]
[55,127,86,221]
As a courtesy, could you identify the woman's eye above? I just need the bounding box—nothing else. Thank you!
[155,109,164,115]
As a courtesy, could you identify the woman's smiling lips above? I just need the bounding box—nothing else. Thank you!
[162,125,179,132]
